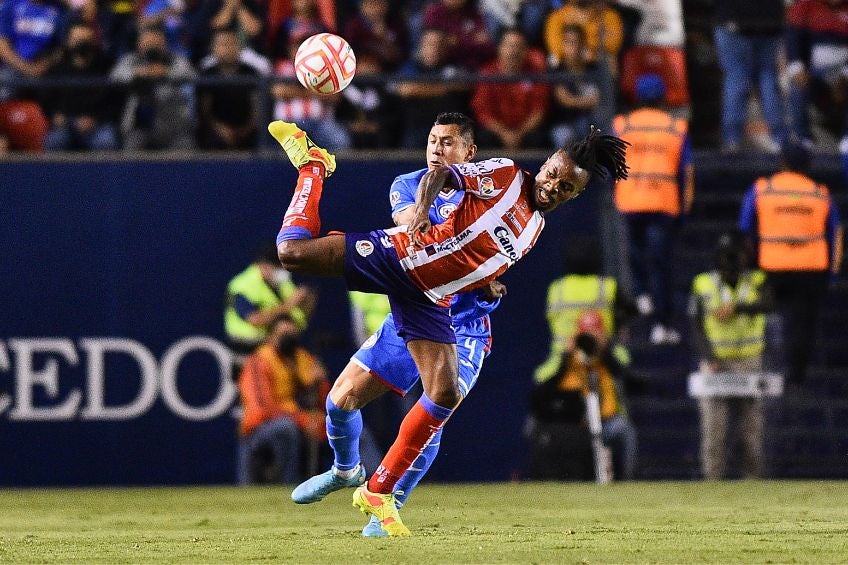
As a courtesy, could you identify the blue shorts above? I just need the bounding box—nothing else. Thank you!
[352,314,491,396]
[344,231,454,344]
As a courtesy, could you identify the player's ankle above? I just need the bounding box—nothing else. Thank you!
[333,464,360,480]
[299,161,326,177]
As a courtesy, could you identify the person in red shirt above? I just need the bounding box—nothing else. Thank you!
[471,29,550,150]
[268,119,628,535]
[422,0,495,70]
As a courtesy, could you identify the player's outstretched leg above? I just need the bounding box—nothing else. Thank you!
[352,486,410,537]
[268,121,336,176]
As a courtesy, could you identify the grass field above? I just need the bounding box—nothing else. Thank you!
[1,481,846,564]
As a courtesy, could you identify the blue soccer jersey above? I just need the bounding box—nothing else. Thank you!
[390,168,464,225]
[352,167,499,396]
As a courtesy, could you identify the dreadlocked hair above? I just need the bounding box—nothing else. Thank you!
[567,125,630,181]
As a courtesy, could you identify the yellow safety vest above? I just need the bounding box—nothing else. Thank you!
[349,291,391,336]
[535,275,617,382]
[692,270,766,360]
[224,264,305,344]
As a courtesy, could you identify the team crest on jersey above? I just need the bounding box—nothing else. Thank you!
[355,240,374,257]
[390,191,401,206]
[361,333,378,349]
[438,203,457,219]
[479,177,495,195]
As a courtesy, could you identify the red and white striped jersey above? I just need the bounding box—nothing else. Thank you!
[388,158,545,304]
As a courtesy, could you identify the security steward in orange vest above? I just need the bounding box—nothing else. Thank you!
[738,141,843,386]
[613,73,695,346]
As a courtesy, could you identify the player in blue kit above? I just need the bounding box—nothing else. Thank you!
[290,112,506,536]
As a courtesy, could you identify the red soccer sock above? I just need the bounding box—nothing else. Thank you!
[367,401,446,494]
[279,163,326,240]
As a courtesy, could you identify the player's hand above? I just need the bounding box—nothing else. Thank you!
[408,216,432,247]
[483,280,507,299]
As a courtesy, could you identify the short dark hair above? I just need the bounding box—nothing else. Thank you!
[434,112,475,145]
[781,141,811,173]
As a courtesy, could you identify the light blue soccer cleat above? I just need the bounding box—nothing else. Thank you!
[291,466,366,504]
[361,515,388,538]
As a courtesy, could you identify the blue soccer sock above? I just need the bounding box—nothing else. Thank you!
[393,427,442,507]
[325,395,362,471]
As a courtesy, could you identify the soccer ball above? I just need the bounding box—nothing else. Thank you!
[294,33,357,95]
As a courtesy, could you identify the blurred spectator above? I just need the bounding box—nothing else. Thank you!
[617,0,684,48]
[478,0,520,39]
[786,0,848,145]
[348,291,391,346]
[548,24,599,148]
[544,0,623,71]
[0,98,48,150]
[95,0,138,60]
[197,28,259,150]
[0,0,65,98]
[42,20,121,151]
[535,235,636,383]
[738,142,844,387]
[422,0,495,70]
[271,0,327,63]
[471,28,549,149]
[336,55,400,148]
[689,229,774,479]
[613,74,693,345]
[392,28,468,148]
[184,0,266,67]
[343,0,408,72]
[270,29,350,150]
[224,243,316,359]
[110,25,196,150]
[267,0,336,54]
[237,314,329,484]
[0,130,8,153]
[139,0,188,57]
[529,310,638,481]
[711,0,785,153]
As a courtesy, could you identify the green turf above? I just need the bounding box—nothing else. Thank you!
[1,481,846,564]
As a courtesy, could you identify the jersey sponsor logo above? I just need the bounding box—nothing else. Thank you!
[389,191,401,206]
[454,162,494,177]
[361,333,378,349]
[493,226,517,260]
[480,177,495,195]
[355,240,374,257]
[438,203,457,219]
[423,228,473,256]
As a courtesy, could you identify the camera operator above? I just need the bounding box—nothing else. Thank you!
[110,24,196,150]
[529,310,639,480]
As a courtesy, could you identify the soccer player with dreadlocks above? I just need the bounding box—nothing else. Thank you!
[268,119,629,536]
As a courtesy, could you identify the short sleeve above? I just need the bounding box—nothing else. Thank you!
[390,175,418,216]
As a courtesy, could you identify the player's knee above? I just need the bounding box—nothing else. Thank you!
[428,384,461,409]
[277,241,304,272]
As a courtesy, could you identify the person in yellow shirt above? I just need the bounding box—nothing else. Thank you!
[544,0,624,69]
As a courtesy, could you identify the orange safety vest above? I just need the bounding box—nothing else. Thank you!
[754,171,830,271]
[613,108,687,215]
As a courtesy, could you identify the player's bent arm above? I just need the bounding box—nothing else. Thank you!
[409,166,460,241]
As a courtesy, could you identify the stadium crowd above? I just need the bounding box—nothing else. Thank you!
[0,0,846,154]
